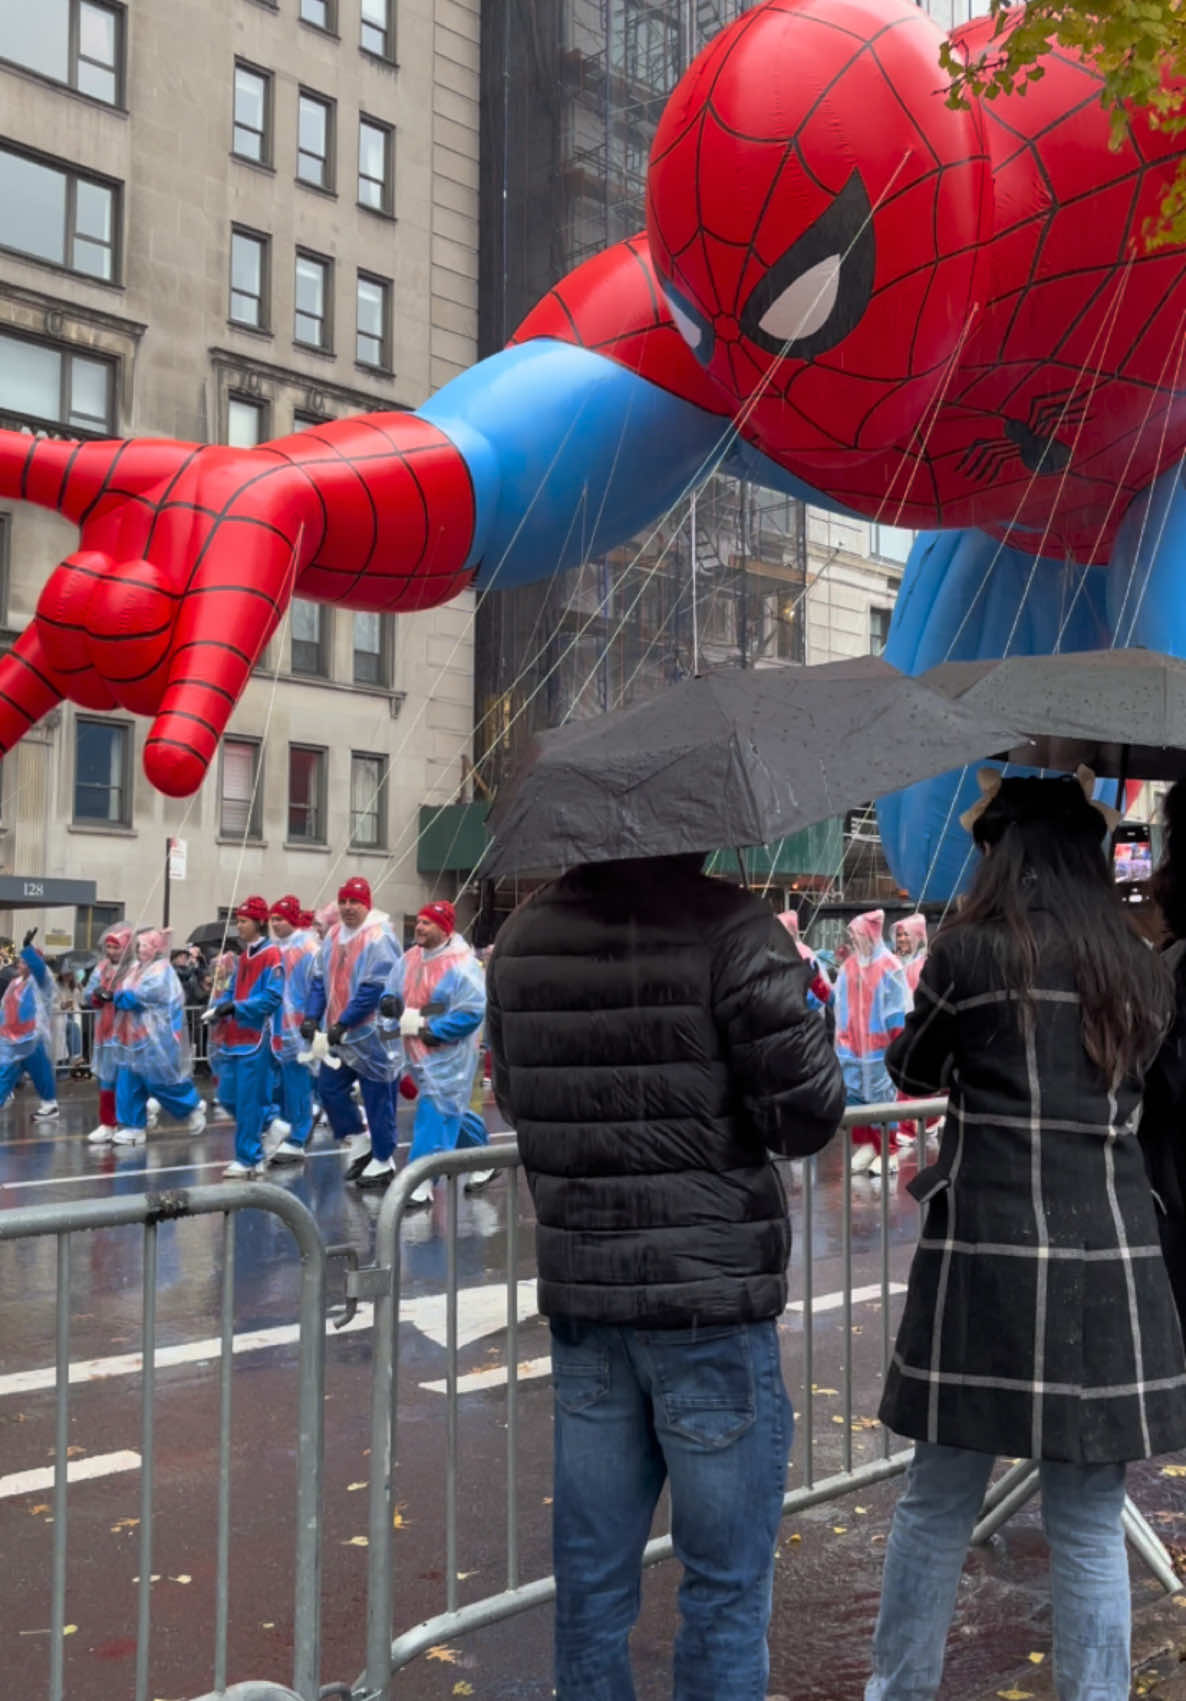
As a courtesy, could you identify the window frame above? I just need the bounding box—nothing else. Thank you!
[287,742,329,845]
[352,610,391,688]
[74,900,125,951]
[0,0,125,107]
[359,0,394,63]
[293,248,333,352]
[0,327,115,436]
[296,88,336,192]
[289,597,333,678]
[349,750,388,850]
[355,270,392,371]
[871,523,915,566]
[357,115,393,215]
[218,735,264,841]
[229,225,270,331]
[232,59,273,167]
[868,605,894,657]
[73,715,132,828]
[0,140,120,283]
[226,393,269,447]
[298,0,337,34]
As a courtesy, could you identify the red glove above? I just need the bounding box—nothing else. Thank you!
[398,1075,418,1101]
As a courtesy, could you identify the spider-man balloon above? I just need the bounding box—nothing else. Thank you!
[1,0,1185,896]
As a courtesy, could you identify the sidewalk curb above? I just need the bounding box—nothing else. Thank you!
[964,1591,1186,1701]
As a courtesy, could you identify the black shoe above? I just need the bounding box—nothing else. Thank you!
[344,1145,373,1182]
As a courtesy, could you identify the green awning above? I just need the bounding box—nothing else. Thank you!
[417,802,490,874]
[705,816,844,880]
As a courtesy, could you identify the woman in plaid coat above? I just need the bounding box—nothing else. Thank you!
[867,772,1186,1701]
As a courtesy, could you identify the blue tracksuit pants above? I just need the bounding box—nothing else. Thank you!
[0,1044,56,1106]
[408,1100,489,1165]
[218,1045,275,1167]
[317,1062,397,1163]
[272,1056,314,1149]
[117,1070,201,1130]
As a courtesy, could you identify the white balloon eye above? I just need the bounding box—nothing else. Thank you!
[757,254,842,347]
[661,286,715,366]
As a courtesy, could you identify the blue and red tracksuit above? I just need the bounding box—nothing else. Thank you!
[306,913,401,1162]
[218,937,283,1167]
[114,959,202,1129]
[270,929,319,1149]
[0,948,56,1105]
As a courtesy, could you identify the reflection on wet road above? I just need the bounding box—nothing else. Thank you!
[1,1084,1183,1700]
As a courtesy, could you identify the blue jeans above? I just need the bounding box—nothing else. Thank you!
[550,1317,792,1701]
[867,1443,1130,1701]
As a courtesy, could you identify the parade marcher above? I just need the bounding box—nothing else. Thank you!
[383,900,490,1207]
[266,893,319,1165]
[113,929,206,1144]
[83,923,134,1143]
[487,854,845,1701]
[834,909,909,1178]
[893,913,929,997]
[204,944,239,1122]
[0,928,59,1121]
[778,910,835,1012]
[868,772,1186,1701]
[300,877,401,1188]
[205,896,283,1179]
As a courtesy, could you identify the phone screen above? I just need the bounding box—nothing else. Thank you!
[1112,831,1153,886]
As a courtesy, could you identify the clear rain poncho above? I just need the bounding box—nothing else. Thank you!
[833,909,909,1105]
[393,933,487,1116]
[895,913,929,999]
[271,928,320,1063]
[0,947,55,1065]
[82,924,134,1084]
[113,934,193,1088]
[309,909,402,1082]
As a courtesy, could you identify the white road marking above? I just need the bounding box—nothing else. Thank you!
[0,1449,141,1499]
[0,1131,516,1192]
[789,1281,906,1313]
[421,1355,552,1395]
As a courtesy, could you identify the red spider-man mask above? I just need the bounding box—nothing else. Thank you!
[646,0,991,470]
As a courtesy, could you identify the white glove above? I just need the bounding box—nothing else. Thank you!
[297,1028,342,1071]
[399,1007,425,1039]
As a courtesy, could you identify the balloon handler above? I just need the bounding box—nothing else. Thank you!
[300,876,402,1190]
[380,901,490,1208]
[83,923,134,1143]
[265,894,320,1165]
[203,896,283,1179]
[113,929,206,1145]
[0,929,60,1121]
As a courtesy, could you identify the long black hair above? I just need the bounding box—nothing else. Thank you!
[1153,779,1186,942]
[947,775,1170,1082]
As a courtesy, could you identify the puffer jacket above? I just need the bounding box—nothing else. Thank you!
[486,857,846,1328]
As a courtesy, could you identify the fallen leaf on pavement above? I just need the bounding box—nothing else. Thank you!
[855,1507,869,1516]
[62,1625,77,1636]
[1027,1654,1045,1665]
[832,1527,847,1535]
[457,1570,478,1580]
[132,1576,161,1584]
[110,1517,139,1533]
[28,1504,49,1516]
[997,1690,1032,1699]
[453,1685,475,1696]
[346,1482,367,1492]
[65,1445,85,1458]
[542,1496,553,1505]
[831,1416,845,1426]
[811,1386,838,1396]
[392,1506,410,1529]
[426,1645,460,1663]
[341,1536,368,1548]
[169,1575,191,1585]
[1163,1465,1186,1478]
[261,1622,275,1630]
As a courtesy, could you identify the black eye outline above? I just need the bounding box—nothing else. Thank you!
[740,171,876,362]
[661,279,717,368]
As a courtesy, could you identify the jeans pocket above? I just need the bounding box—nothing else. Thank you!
[651,1325,757,1449]
[551,1337,611,1415]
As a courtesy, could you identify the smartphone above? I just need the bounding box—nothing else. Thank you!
[1112,823,1153,895]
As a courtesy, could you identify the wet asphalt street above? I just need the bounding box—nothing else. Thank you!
[1,1080,1185,1701]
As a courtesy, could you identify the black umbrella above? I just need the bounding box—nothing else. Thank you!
[187,920,229,949]
[919,648,1186,784]
[485,656,1027,876]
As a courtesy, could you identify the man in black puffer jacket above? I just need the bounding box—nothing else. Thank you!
[486,854,845,1701]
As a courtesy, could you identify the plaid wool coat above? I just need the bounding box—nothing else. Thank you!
[882,918,1186,1464]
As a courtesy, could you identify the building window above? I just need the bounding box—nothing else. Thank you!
[74,717,130,825]
[75,900,124,951]
[0,330,113,435]
[297,91,335,190]
[350,752,387,849]
[227,396,267,447]
[293,408,330,430]
[869,606,893,656]
[0,144,118,282]
[230,227,269,329]
[357,117,392,213]
[0,0,123,104]
[871,523,914,565]
[290,598,330,677]
[294,251,332,349]
[360,0,392,60]
[353,611,389,687]
[356,273,391,370]
[299,0,336,31]
[233,62,272,165]
[219,737,262,839]
[288,744,327,843]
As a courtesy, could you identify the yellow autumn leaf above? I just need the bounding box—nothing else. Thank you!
[261,1621,275,1629]
[543,1496,553,1505]
[833,1526,848,1535]
[347,1481,367,1492]
[855,1506,869,1515]
[392,1506,410,1529]
[1162,1465,1186,1478]
[169,1575,191,1585]
[28,1504,49,1516]
[997,1689,1033,1699]
[453,1686,475,1697]
[831,1416,845,1426]
[811,1386,839,1396]
[63,1625,77,1637]
[426,1644,460,1663]
[65,1445,86,1458]
[788,1532,802,1543]
[457,1569,478,1580]
[341,1536,369,1548]
[110,1517,139,1532]
[1027,1653,1045,1665]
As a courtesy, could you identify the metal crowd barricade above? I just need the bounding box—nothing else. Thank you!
[0,1182,327,1701]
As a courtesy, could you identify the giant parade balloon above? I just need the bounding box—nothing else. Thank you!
[0,0,1184,897]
